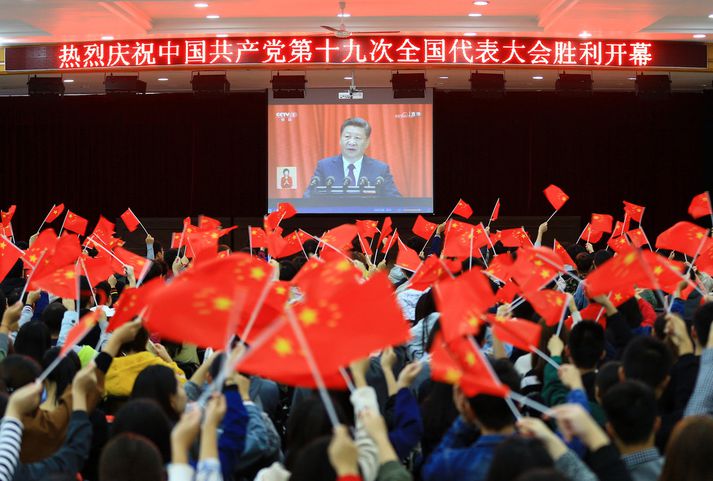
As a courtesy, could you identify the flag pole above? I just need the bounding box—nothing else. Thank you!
[86,237,127,267]
[285,306,341,427]
[486,198,499,230]
[79,257,98,307]
[18,248,47,302]
[684,235,708,278]
[382,228,398,260]
[707,191,713,229]
[545,209,559,224]
[58,211,68,237]
[237,279,274,345]
[576,223,589,244]
[248,225,253,254]
[634,250,670,313]
[468,228,474,271]
[35,204,55,236]
[620,213,628,237]
[338,367,356,393]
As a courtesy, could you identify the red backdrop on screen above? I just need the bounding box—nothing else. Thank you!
[268,103,433,199]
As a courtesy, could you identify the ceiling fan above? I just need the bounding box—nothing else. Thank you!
[320,1,400,38]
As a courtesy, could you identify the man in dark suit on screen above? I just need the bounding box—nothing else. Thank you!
[304,117,401,198]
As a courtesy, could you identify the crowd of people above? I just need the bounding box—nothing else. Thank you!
[0,206,712,481]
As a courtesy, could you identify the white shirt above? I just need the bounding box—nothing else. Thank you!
[343,156,363,184]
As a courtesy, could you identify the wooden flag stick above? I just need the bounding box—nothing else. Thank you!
[684,235,708,278]
[576,223,590,244]
[18,248,47,302]
[58,211,68,237]
[545,209,559,224]
[486,198,499,230]
[248,225,253,254]
[87,237,127,267]
[508,391,553,416]
[35,204,55,236]
[466,335,521,420]
[79,257,98,306]
[468,228,474,271]
[339,367,356,393]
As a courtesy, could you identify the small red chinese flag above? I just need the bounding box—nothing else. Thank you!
[267,232,288,259]
[381,216,393,239]
[82,253,114,287]
[453,199,473,219]
[0,205,16,228]
[623,201,645,223]
[396,239,422,272]
[294,258,362,302]
[33,233,82,279]
[639,250,686,294]
[356,220,379,239]
[412,215,438,240]
[276,231,306,258]
[694,239,713,276]
[380,232,399,254]
[495,281,521,304]
[321,224,358,251]
[590,214,614,234]
[627,228,649,248]
[63,211,88,236]
[107,278,164,332]
[198,215,222,231]
[610,286,636,307]
[491,198,501,222]
[434,268,494,341]
[31,263,79,299]
[485,253,514,283]
[553,240,576,267]
[612,219,631,237]
[525,289,568,327]
[488,315,542,352]
[44,204,65,224]
[607,235,631,253]
[90,216,116,246]
[112,247,152,281]
[357,233,373,257]
[0,237,24,283]
[585,247,648,297]
[120,208,141,233]
[499,228,531,248]
[409,255,451,291]
[655,221,708,257]
[249,227,268,248]
[61,309,102,356]
[581,224,604,244]
[510,247,562,292]
[688,192,712,219]
[170,232,182,249]
[543,185,569,211]
[22,228,57,269]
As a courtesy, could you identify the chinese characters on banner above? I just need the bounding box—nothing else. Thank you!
[3,36,708,71]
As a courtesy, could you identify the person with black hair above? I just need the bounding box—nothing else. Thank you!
[13,322,51,364]
[486,437,554,481]
[421,359,520,481]
[110,399,173,464]
[685,302,713,417]
[602,381,662,481]
[543,321,606,424]
[40,348,80,407]
[131,364,188,422]
[0,301,22,362]
[99,433,164,481]
[594,361,622,404]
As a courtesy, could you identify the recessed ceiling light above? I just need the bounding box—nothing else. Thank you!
[468,13,483,17]
[344,76,353,80]
[627,77,636,80]
[532,76,544,80]
[337,13,351,18]
[439,76,449,79]
[206,14,220,19]
[194,2,209,7]
[101,35,114,41]
[709,14,713,19]
[579,31,592,38]
[693,34,706,38]
[464,32,477,37]
[473,1,489,5]
[216,33,228,38]
[158,78,169,81]
[63,79,74,83]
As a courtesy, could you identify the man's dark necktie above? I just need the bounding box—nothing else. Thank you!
[347,164,356,186]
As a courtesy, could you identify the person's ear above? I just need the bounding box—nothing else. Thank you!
[604,422,616,439]
[600,350,606,360]
[691,325,699,343]
[618,365,626,382]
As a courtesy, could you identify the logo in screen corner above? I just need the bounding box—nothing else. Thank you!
[275,112,298,122]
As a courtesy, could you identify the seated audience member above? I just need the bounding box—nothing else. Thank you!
[131,364,188,422]
[420,359,520,481]
[105,326,186,397]
[602,381,662,481]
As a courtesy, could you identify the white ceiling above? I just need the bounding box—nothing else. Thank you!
[1,0,712,93]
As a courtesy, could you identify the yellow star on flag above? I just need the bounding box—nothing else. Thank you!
[273,337,293,356]
[299,308,318,326]
[213,297,232,311]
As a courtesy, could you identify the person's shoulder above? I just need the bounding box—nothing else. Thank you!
[317,155,341,165]
[363,155,389,169]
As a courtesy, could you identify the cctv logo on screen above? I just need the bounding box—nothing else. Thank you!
[394,111,422,119]
[275,112,298,122]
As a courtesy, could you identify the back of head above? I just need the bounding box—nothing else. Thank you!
[278,260,298,281]
[602,380,657,445]
[99,433,163,481]
[41,301,68,336]
[514,468,571,481]
[110,399,172,463]
[467,359,520,431]
[622,336,673,390]
[660,416,713,481]
[487,437,553,481]
[567,321,605,369]
[0,355,41,393]
[592,250,614,269]
[288,436,336,481]
[119,326,149,354]
[285,396,345,471]
[14,321,51,363]
[42,347,80,404]
[131,365,179,421]
[693,302,713,347]
[595,361,622,400]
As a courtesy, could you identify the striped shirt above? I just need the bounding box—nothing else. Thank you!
[0,417,23,481]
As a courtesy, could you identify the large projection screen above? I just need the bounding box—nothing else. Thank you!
[268,88,433,214]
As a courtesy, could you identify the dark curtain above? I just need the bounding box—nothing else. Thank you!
[0,90,709,242]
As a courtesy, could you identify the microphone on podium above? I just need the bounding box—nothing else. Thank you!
[309,176,321,187]
[358,177,369,187]
[343,177,352,187]
[375,176,385,195]
[325,176,335,188]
